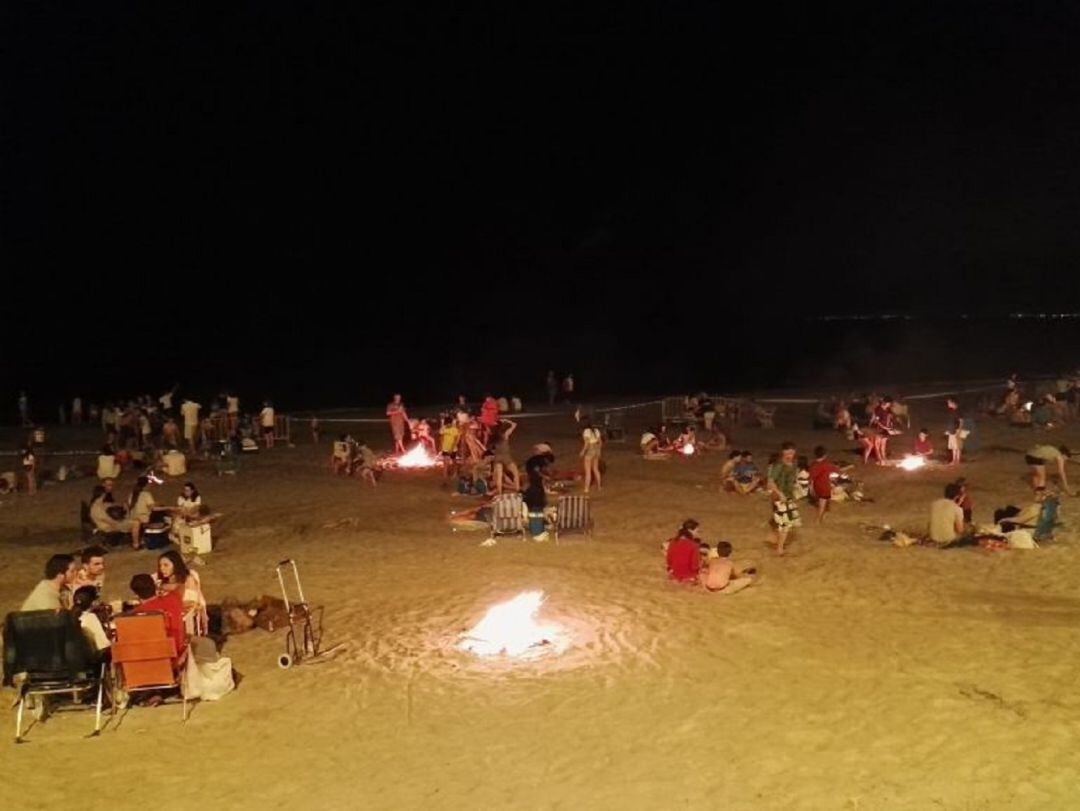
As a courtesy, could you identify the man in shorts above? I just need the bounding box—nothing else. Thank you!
[766,442,802,555]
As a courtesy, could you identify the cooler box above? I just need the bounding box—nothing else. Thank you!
[179,522,213,555]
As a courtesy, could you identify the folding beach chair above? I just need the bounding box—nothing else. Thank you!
[553,494,593,544]
[4,610,106,742]
[603,411,626,442]
[111,613,187,721]
[489,493,527,541]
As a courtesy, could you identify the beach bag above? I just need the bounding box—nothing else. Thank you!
[1005,529,1038,550]
[182,637,235,701]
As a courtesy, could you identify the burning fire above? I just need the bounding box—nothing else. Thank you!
[458,591,567,659]
[898,454,926,471]
[395,443,440,469]
[681,444,695,456]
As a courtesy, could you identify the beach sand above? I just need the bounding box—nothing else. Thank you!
[1,405,1078,810]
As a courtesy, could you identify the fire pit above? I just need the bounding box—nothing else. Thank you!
[379,443,443,470]
[458,591,568,660]
[897,454,926,471]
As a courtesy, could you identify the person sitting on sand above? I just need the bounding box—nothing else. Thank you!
[730,451,762,494]
[928,483,967,546]
[640,427,664,458]
[701,541,756,594]
[90,482,140,547]
[1025,444,1074,495]
[720,450,741,488]
[665,519,704,584]
[913,428,934,459]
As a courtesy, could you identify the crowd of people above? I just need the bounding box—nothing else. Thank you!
[16,543,226,705]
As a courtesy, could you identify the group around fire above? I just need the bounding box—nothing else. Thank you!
[4,370,1078,712]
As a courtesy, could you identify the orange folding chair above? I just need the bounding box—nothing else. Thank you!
[111,612,188,721]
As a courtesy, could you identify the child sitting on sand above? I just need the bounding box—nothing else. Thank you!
[730,451,762,494]
[701,541,756,594]
[913,428,934,459]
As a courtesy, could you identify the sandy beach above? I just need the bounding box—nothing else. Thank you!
[1,403,1078,810]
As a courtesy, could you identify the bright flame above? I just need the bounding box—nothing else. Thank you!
[459,591,567,658]
[1024,401,1034,411]
[681,444,695,456]
[396,443,439,468]
[898,454,926,471]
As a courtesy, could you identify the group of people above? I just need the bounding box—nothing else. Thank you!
[380,393,606,497]
[20,547,208,675]
[89,475,211,551]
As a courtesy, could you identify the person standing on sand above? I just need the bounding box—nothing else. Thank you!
[386,394,409,454]
[766,442,802,555]
[562,373,575,403]
[546,371,558,405]
[18,391,29,426]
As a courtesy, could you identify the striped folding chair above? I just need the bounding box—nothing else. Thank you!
[553,494,593,544]
[490,493,527,541]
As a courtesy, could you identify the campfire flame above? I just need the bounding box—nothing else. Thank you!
[681,444,695,456]
[458,591,567,658]
[395,443,439,469]
[898,454,926,471]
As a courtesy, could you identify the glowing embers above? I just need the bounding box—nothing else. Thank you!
[458,591,568,659]
[898,454,926,471]
[382,443,442,469]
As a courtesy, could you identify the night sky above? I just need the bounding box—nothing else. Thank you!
[4,2,1080,413]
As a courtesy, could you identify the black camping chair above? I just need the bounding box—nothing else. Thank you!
[4,610,107,742]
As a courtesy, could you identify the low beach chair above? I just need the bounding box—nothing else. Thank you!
[553,494,593,544]
[4,610,106,742]
[603,411,626,442]
[489,493,527,541]
[111,613,187,721]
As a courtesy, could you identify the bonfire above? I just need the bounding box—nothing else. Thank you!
[898,454,926,471]
[458,591,568,659]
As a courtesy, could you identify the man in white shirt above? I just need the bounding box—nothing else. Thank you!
[21,554,76,611]
[159,384,178,414]
[928,483,966,546]
[260,401,276,449]
[180,399,202,453]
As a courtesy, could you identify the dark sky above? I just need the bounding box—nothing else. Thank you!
[3,2,1080,410]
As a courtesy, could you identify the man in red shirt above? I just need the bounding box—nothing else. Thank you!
[665,519,704,583]
[129,573,187,662]
[807,445,845,522]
